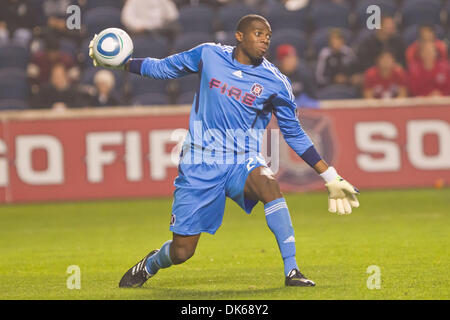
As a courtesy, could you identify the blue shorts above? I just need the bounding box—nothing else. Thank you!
[169,155,267,236]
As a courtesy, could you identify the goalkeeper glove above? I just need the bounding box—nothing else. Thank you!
[88,34,126,70]
[320,167,360,215]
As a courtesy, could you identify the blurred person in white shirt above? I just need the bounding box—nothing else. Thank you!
[121,0,179,38]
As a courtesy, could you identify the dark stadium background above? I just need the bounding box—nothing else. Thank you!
[1,0,450,110]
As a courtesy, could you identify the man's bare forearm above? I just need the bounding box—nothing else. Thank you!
[313,159,329,174]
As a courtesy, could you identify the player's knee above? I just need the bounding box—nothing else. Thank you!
[171,246,196,264]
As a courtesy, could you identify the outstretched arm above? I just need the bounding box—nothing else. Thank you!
[273,94,360,215]
[89,33,206,79]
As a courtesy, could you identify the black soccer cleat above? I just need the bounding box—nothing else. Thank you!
[119,250,159,288]
[285,269,316,287]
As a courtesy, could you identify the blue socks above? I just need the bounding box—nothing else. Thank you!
[264,198,298,276]
[145,240,173,275]
[145,199,298,277]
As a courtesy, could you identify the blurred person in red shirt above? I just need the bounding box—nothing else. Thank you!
[28,36,79,87]
[406,25,447,69]
[33,63,81,109]
[357,16,405,72]
[363,50,408,99]
[409,41,450,97]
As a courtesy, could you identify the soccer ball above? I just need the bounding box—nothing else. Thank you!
[92,28,133,67]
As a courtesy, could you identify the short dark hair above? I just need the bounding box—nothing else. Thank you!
[328,28,344,41]
[377,48,395,61]
[236,14,270,33]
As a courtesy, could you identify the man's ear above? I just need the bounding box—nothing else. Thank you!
[235,31,243,43]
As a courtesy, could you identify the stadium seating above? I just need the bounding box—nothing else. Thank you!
[132,35,170,59]
[84,0,124,10]
[81,67,125,93]
[354,0,398,28]
[402,24,445,46]
[0,99,29,111]
[351,29,375,49]
[173,32,215,53]
[309,0,351,30]
[217,3,256,32]
[401,0,442,28]
[80,38,93,67]
[6,0,450,111]
[59,38,79,60]
[84,6,123,37]
[216,31,237,46]
[317,84,359,100]
[269,29,308,59]
[0,69,29,102]
[128,73,170,96]
[132,92,171,106]
[265,3,308,32]
[174,74,198,104]
[176,91,197,105]
[310,28,352,57]
[178,5,216,34]
[0,44,29,69]
[175,74,199,95]
[297,59,316,86]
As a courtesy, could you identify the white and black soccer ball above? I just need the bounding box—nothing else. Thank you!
[92,28,133,67]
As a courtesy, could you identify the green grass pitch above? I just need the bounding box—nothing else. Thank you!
[0,188,449,300]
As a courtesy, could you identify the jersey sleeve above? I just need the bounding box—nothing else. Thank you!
[272,81,314,157]
[139,43,210,79]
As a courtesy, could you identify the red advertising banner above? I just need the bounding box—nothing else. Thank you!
[277,103,450,192]
[0,101,449,204]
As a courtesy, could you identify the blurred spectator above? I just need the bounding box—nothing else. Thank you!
[0,0,41,47]
[363,50,408,99]
[315,28,358,88]
[28,36,79,86]
[276,44,318,107]
[82,70,122,107]
[406,25,447,70]
[357,16,405,72]
[265,0,310,11]
[409,42,450,97]
[121,0,179,38]
[40,0,83,39]
[33,63,81,109]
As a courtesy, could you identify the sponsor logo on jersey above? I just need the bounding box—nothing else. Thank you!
[209,78,257,106]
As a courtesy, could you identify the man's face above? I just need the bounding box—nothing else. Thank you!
[377,53,395,71]
[51,64,69,90]
[329,35,344,51]
[380,17,396,36]
[236,20,272,62]
[419,28,435,42]
[96,81,113,95]
[280,54,298,74]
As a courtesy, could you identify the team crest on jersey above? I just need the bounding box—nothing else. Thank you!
[251,83,264,97]
[170,214,176,226]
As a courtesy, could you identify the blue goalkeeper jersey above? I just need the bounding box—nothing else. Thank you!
[139,43,313,163]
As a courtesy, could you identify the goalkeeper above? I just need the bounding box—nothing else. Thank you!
[89,14,360,287]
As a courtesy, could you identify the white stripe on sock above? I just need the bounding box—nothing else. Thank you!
[265,201,285,212]
[264,202,288,216]
[265,203,287,215]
